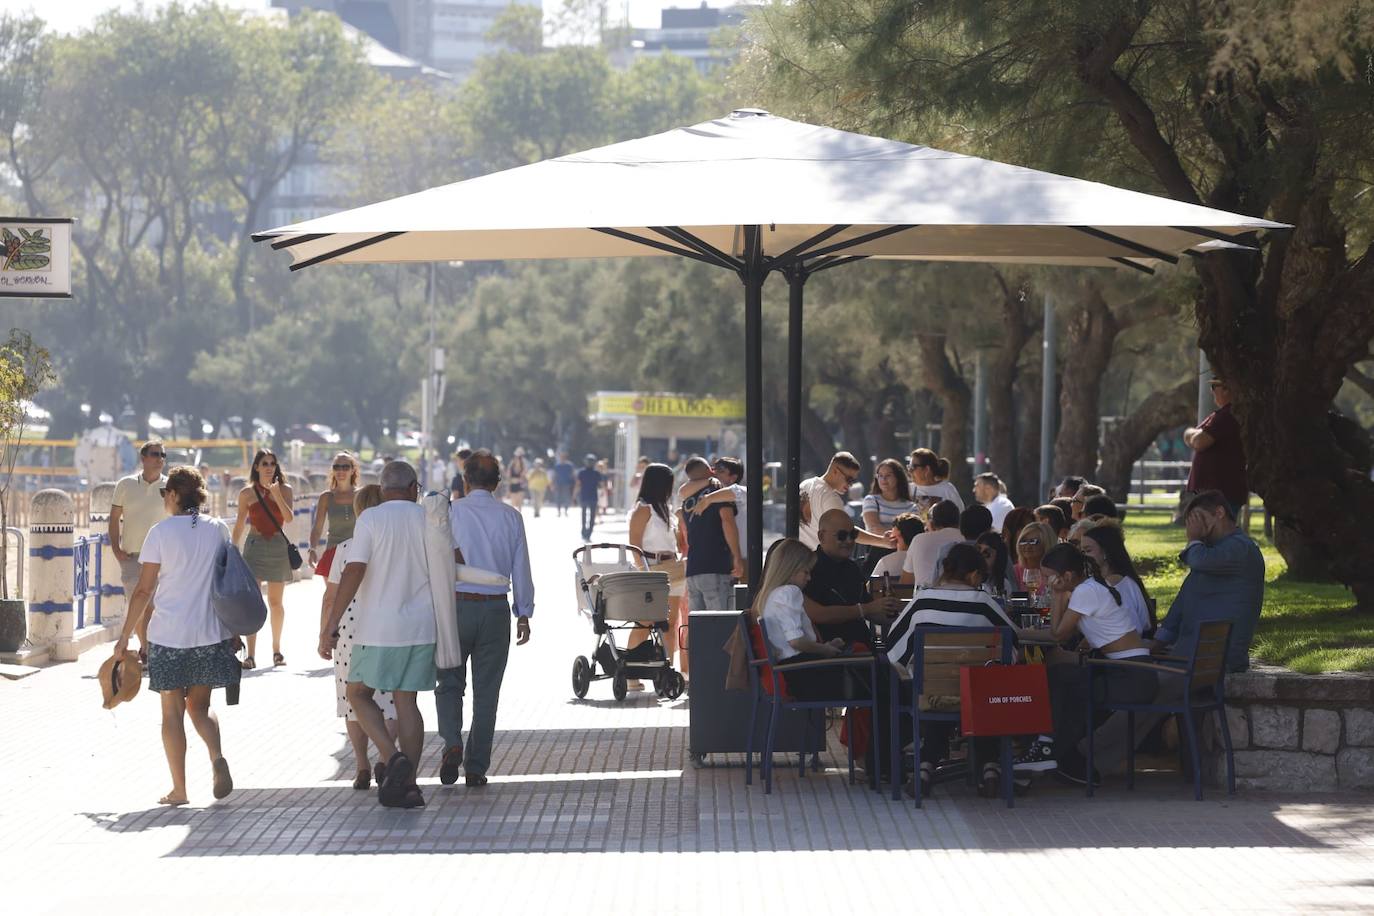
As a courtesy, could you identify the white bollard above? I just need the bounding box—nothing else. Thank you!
[88,482,125,626]
[27,488,74,655]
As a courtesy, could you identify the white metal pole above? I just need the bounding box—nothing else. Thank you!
[1038,292,1056,500]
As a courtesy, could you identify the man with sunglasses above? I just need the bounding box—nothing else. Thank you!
[1184,375,1249,517]
[109,439,169,664]
[798,452,892,551]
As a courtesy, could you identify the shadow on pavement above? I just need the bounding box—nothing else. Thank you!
[74,726,1361,857]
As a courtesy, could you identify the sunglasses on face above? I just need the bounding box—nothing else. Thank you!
[332,464,352,471]
[830,530,857,542]
[144,451,166,459]
[259,461,276,468]
[1020,538,1040,547]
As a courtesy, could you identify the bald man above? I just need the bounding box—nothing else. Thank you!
[801,508,904,646]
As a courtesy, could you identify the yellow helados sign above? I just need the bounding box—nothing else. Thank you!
[589,393,744,420]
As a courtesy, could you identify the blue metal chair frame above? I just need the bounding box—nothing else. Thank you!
[746,616,880,794]
[1086,619,1237,801]
[888,625,1017,808]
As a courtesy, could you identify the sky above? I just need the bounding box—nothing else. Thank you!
[0,0,676,34]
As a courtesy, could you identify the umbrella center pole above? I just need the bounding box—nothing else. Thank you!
[741,226,767,593]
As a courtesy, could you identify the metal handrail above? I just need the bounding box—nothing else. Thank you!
[2,526,24,598]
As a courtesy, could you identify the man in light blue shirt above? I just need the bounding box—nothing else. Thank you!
[1154,489,1264,672]
[435,450,535,787]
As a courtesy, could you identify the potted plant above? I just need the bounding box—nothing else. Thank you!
[0,329,55,652]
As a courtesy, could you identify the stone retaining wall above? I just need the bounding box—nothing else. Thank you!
[1213,664,1374,791]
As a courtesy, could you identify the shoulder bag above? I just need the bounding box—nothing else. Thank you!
[211,535,269,635]
[253,484,303,570]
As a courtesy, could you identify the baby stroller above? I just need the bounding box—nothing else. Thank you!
[571,543,686,702]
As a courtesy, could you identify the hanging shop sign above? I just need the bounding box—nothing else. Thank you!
[0,218,72,298]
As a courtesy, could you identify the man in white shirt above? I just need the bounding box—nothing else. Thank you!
[974,472,1016,531]
[899,499,965,588]
[108,440,168,661]
[323,460,435,809]
[437,450,535,788]
[799,452,892,550]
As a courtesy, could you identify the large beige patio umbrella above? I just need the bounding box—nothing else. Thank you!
[255,109,1286,585]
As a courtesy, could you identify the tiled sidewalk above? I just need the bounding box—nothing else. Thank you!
[3,509,1373,914]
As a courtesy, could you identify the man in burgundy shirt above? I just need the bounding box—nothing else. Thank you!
[1185,377,1248,515]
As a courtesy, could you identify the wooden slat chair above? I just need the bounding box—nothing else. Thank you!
[751,616,880,795]
[1086,619,1237,800]
[888,626,1017,808]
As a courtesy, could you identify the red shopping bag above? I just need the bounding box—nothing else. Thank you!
[959,664,1053,736]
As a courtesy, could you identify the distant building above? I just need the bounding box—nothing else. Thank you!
[261,8,456,229]
[615,3,752,74]
[271,0,541,81]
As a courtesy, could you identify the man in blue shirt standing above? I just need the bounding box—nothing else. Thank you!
[552,451,575,517]
[576,454,603,542]
[1155,489,1265,671]
[436,450,535,788]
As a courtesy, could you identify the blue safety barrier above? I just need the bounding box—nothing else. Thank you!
[73,533,108,630]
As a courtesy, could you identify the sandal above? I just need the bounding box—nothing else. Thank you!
[272,652,285,667]
[212,757,233,800]
[240,656,256,671]
[352,768,371,791]
[158,793,188,807]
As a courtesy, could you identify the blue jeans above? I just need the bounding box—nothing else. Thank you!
[579,501,597,541]
[435,597,512,777]
[687,572,734,612]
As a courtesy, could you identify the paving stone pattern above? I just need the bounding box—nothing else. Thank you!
[3,509,1374,914]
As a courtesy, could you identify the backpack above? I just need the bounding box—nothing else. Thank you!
[211,537,269,636]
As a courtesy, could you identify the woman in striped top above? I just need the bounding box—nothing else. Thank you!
[884,543,1018,798]
[862,458,916,574]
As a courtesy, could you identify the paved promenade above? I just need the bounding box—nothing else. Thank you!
[3,508,1373,914]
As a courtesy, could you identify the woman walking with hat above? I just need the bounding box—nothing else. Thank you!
[111,466,238,806]
[232,449,294,669]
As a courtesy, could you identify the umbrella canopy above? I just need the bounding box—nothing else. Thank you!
[255,108,1283,271]
[255,109,1288,587]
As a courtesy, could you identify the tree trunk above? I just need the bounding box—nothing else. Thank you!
[917,334,972,493]
[1053,281,1117,480]
[1198,190,1374,604]
[986,272,1034,497]
[1097,377,1195,501]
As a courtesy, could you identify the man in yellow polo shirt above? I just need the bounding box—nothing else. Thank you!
[109,440,168,662]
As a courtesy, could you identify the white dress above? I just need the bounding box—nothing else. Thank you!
[327,539,396,721]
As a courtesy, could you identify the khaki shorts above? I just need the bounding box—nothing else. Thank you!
[118,553,142,599]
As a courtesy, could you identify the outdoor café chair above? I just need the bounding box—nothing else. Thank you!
[888,626,1017,808]
[749,616,880,795]
[1085,619,1237,801]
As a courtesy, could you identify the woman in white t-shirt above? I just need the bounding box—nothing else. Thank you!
[112,466,237,807]
[907,448,964,512]
[755,538,863,700]
[1012,544,1158,786]
[1080,523,1156,635]
[322,484,397,790]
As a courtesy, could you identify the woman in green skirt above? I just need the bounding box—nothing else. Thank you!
[232,448,294,668]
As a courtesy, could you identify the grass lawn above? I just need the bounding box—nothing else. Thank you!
[1122,510,1374,674]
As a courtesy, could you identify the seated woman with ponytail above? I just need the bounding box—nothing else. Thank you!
[1012,543,1157,786]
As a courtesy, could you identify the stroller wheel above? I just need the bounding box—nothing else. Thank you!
[663,671,686,701]
[571,656,592,699]
[612,670,628,702]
